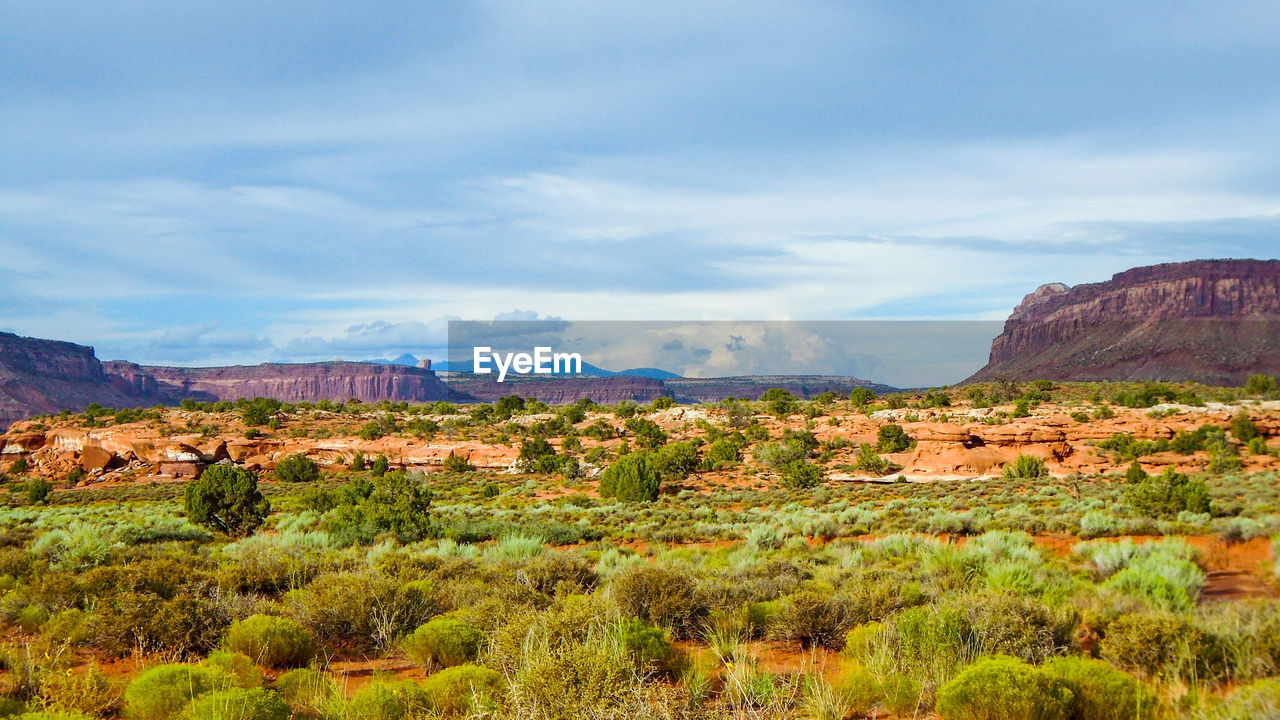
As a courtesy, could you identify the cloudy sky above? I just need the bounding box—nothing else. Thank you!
[2,1,1279,367]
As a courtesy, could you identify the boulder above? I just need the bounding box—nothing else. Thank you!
[79,445,116,471]
[158,461,204,479]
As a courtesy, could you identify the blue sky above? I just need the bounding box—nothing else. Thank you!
[2,1,1279,366]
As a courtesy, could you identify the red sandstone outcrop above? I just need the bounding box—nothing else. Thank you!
[968,259,1280,384]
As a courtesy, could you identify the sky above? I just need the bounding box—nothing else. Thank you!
[2,1,1279,369]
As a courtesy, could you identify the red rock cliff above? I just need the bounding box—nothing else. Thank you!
[968,259,1280,384]
[0,333,153,428]
[123,362,451,404]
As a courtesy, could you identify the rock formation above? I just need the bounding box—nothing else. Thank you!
[968,259,1280,384]
[111,361,451,405]
[0,332,452,429]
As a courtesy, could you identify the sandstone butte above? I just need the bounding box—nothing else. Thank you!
[968,258,1280,384]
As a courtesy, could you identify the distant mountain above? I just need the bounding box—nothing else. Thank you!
[967,259,1280,385]
[432,358,680,379]
[365,353,422,367]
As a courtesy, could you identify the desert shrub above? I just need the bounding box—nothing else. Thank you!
[610,564,706,639]
[24,479,52,505]
[780,460,824,489]
[348,452,366,471]
[1099,612,1207,680]
[1209,677,1280,720]
[598,454,660,503]
[876,424,912,453]
[617,618,677,674]
[518,551,598,594]
[854,444,895,474]
[402,617,485,669]
[701,437,744,470]
[1125,467,1211,518]
[1232,411,1262,443]
[770,585,857,648]
[441,453,475,473]
[322,472,435,545]
[239,398,282,426]
[420,664,502,715]
[203,651,263,689]
[651,441,700,482]
[123,664,230,720]
[848,603,983,707]
[341,680,431,720]
[273,454,320,483]
[184,466,270,537]
[505,625,640,720]
[754,441,809,469]
[935,655,1074,720]
[965,593,1074,663]
[517,439,556,472]
[370,454,389,477]
[286,570,436,652]
[761,387,798,417]
[182,688,289,720]
[223,615,316,668]
[273,668,336,718]
[1003,454,1048,479]
[1042,655,1157,720]
[1102,554,1204,611]
[623,418,667,449]
[849,387,877,406]
[41,663,120,717]
[1208,437,1243,473]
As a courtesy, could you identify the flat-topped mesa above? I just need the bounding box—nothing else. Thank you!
[0,332,456,430]
[968,259,1280,385]
[127,362,451,404]
[0,333,152,429]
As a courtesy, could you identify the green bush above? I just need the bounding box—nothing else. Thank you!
[273,668,336,718]
[598,453,660,502]
[770,586,856,648]
[617,618,677,674]
[780,460,824,489]
[184,465,270,537]
[24,478,51,504]
[1003,454,1048,479]
[442,453,475,473]
[203,651,263,689]
[402,617,486,669]
[420,664,502,715]
[273,454,320,483]
[876,424,912,453]
[343,680,431,720]
[1245,373,1279,395]
[1125,467,1211,518]
[1099,612,1206,680]
[610,564,705,639]
[40,663,120,717]
[1042,655,1157,720]
[223,615,316,668]
[651,441,700,482]
[1209,677,1280,720]
[123,664,230,720]
[182,688,289,720]
[849,387,877,406]
[936,655,1074,720]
